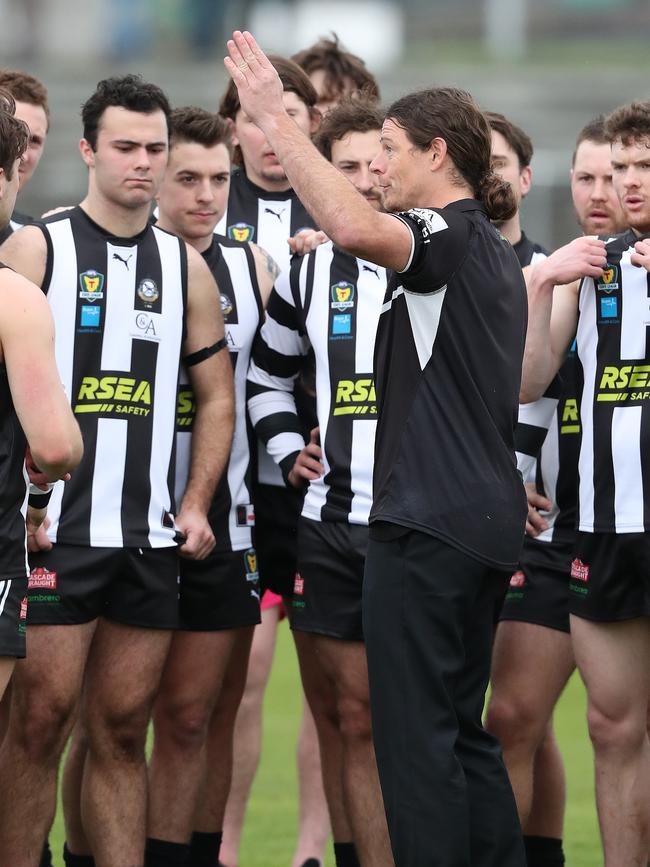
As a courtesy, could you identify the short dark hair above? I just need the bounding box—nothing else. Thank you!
[0,69,49,128]
[386,87,516,222]
[81,74,171,150]
[0,88,29,180]
[314,95,383,161]
[169,106,233,158]
[572,115,608,166]
[219,55,317,167]
[292,34,380,104]
[605,101,650,147]
[485,111,533,169]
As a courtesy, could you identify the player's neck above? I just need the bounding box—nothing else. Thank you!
[498,214,522,246]
[80,191,152,239]
[243,166,291,195]
[156,216,214,253]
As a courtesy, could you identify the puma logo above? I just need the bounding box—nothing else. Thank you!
[264,207,285,221]
[362,264,380,278]
[113,252,133,270]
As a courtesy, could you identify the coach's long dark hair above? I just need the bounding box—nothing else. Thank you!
[386,87,517,222]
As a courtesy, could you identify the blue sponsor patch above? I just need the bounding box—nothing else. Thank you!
[600,297,618,319]
[80,305,101,328]
[332,314,352,335]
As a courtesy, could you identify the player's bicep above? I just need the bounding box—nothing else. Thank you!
[0,225,47,287]
[183,246,225,357]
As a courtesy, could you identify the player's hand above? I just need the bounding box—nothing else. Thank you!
[288,230,329,256]
[524,482,551,538]
[537,236,607,287]
[25,446,71,488]
[176,507,215,560]
[287,427,323,488]
[26,509,52,552]
[224,31,285,128]
[631,238,650,271]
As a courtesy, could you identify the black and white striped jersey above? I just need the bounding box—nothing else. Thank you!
[0,210,33,246]
[175,235,263,551]
[248,242,385,525]
[512,232,548,270]
[216,169,318,487]
[37,206,187,548]
[371,202,528,570]
[576,229,650,532]
[0,263,29,579]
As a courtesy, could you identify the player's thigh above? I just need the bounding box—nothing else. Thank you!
[157,629,244,714]
[310,634,369,705]
[83,618,172,724]
[490,620,574,717]
[571,614,650,720]
[0,657,14,700]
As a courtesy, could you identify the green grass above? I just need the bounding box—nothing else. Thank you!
[50,623,600,866]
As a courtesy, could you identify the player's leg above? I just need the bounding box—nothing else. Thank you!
[572,615,650,866]
[291,693,331,867]
[148,628,250,843]
[217,600,280,866]
[569,532,650,867]
[485,620,574,824]
[62,722,93,861]
[523,727,567,867]
[0,657,14,701]
[80,546,178,866]
[0,621,96,865]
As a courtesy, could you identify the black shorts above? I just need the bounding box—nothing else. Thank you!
[569,532,650,622]
[27,545,179,629]
[292,517,368,641]
[499,545,570,634]
[0,575,28,658]
[254,483,303,598]
[179,547,261,631]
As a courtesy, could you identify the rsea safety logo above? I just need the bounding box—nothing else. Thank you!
[332,376,377,417]
[559,398,580,435]
[74,374,152,418]
[596,364,650,404]
[176,386,196,430]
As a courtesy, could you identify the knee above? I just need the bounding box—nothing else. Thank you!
[485,695,545,751]
[586,702,647,756]
[87,702,151,763]
[154,700,211,753]
[10,688,77,760]
[337,695,373,743]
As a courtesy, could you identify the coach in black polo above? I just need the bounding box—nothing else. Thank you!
[225,31,528,867]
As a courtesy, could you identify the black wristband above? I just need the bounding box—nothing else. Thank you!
[184,337,228,367]
[28,489,53,509]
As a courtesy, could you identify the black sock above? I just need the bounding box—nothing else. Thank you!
[189,831,222,867]
[144,837,191,867]
[333,842,361,867]
[524,835,565,867]
[299,860,321,867]
[39,841,54,867]
[63,844,95,867]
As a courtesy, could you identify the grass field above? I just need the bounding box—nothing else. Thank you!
[50,622,601,866]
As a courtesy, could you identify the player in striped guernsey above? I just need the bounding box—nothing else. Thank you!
[0,89,82,700]
[248,96,391,867]
[0,69,49,243]
[142,106,278,867]
[487,117,627,867]
[217,55,333,867]
[0,76,234,867]
[522,101,650,866]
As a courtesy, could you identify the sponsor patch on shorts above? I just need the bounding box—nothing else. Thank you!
[28,567,57,590]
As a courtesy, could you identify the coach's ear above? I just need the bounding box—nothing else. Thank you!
[79,138,95,169]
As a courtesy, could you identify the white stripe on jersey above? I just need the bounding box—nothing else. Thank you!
[534,417,561,543]
[404,286,448,370]
[577,281,598,531]
[612,405,643,531]
[0,579,11,616]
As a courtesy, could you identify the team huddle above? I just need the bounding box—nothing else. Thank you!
[0,26,647,867]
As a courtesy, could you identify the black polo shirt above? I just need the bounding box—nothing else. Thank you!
[370,199,528,570]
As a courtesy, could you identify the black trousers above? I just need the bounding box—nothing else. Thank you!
[363,529,525,867]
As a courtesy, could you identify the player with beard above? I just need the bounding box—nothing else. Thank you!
[486,116,626,867]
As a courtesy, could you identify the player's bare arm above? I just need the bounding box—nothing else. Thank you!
[521,236,607,402]
[0,270,82,477]
[250,242,279,305]
[224,31,412,272]
[0,224,48,287]
[178,245,235,559]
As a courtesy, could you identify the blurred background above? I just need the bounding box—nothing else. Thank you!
[2,0,650,249]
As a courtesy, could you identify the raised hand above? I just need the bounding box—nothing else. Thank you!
[224,31,285,129]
